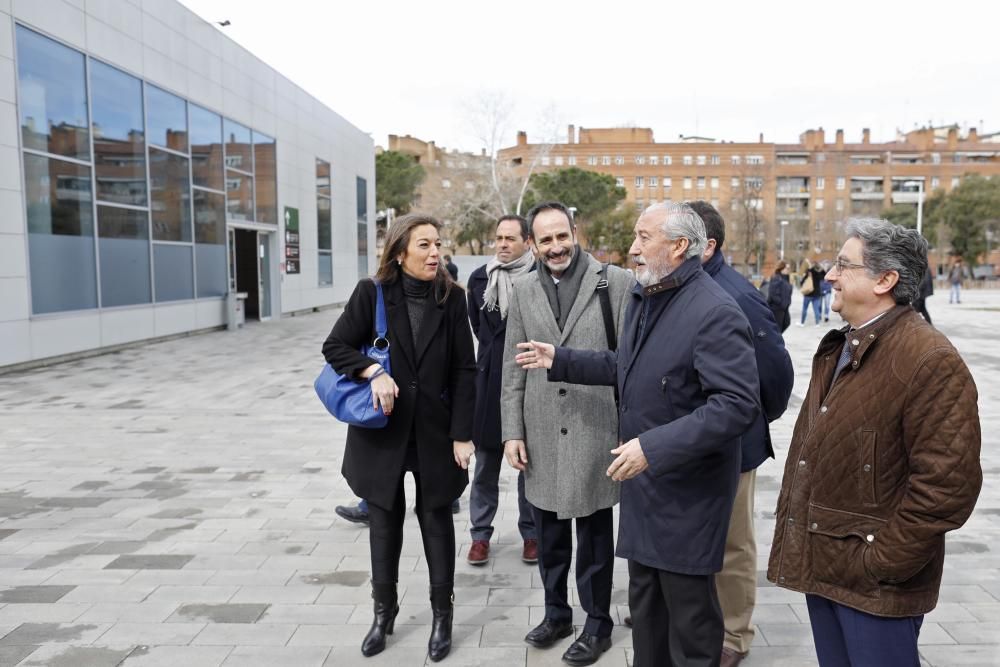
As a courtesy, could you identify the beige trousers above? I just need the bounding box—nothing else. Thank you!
[717,469,757,655]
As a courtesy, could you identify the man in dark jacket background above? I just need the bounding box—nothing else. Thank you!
[514,202,761,666]
[690,201,794,666]
[465,215,537,566]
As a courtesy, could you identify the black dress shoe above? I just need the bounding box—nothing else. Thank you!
[335,504,369,525]
[524,619,574,648]
[561,633,612,666]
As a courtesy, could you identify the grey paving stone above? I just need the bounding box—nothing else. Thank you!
[191,622,296,646]
[170,603,269,624]
[757,622,815,646]
[77,602,180,624]
[60,584,157,603]
[97,621,206,646]
[0,603,92,624]
[17,645,134,667]
[221,646,331,667]
[120,645,232,667]
[0,622,110,645]
[0,585,75,603]
[323,644,428,666]
[0,645,37,666]
[229,586,320,604]
[256,604,352,625]
[104,555,194,570]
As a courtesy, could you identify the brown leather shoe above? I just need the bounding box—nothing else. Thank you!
[721,647,747,667]
[467,539,490,565]
[521,538,538,564]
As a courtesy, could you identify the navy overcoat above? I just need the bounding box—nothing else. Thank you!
[548,257,760,574]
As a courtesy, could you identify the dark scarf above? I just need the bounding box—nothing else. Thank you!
[401,272,433,345]
[537,246,586,330]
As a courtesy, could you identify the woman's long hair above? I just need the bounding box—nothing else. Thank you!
[374,214,454,304]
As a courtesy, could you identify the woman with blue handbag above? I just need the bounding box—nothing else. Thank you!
[322,214,476,662]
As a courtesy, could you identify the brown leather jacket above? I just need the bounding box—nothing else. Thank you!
[767,306,981,617]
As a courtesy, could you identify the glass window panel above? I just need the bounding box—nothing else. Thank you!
[356,176,367,221]
[224,119,252,172]
[357,222,368,255]
[150,149,192,241]
[225,170,254,220]
[317,196,331,250]
[253,132,276,223]
[193,189,225,244]
[97,205,151,307]
[90,60,146,206]
[193,189,226,298]
[316,159,331,197]
[146,85,187,152]
[196,243,227,298]
[15,25,90,160]
[24,154,97,313]
[190,105,223,190]
[318,252,332,285]
[153,243,194,301]
[358,254,368,278]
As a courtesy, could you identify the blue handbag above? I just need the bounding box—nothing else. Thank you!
[314,282,391,428]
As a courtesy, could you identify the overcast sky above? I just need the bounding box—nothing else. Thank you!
[179,0,999,152]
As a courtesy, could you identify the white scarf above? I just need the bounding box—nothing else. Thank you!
[482,249,535,319]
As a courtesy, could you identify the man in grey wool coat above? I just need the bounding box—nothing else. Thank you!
[501,201,631,666]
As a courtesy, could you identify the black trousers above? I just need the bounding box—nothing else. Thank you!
[629,559,723,667]
[770,305,791,333]
[532,504,614,638]
[369,468,455,587]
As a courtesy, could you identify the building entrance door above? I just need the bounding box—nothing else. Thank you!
[233,228,260,320]
[258,232,272,320]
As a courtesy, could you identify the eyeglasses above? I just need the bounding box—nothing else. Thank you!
[831,258,867,273]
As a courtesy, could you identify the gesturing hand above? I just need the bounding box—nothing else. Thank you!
[515,341,555,369]
[607,438,648,481]
[504,439,528,471]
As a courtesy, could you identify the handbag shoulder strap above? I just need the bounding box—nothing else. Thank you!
[374,281,387,338]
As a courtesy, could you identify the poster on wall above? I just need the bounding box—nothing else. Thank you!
[284,206,300,274]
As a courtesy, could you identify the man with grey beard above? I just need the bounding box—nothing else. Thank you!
[514,202,760,666]
[501,201,631,665]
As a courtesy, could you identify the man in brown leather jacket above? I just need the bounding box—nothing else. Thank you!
[767,218,982,666]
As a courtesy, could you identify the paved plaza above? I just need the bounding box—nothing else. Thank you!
[0,288,998,666]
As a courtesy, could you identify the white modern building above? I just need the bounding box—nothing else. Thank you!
[0,1,375,369]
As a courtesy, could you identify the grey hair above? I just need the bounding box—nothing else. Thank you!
[845,218,929,304]
[643,202,707,258]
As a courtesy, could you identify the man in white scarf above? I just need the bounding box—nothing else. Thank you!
[465,215,538,567]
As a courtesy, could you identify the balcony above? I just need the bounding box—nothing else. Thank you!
[850,178,884,200]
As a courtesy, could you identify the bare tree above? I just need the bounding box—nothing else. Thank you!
[729,163,768,276]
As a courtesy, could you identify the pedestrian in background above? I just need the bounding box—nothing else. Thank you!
[465,214,537,567]
[322,214,476,662]
[948,258,963,304]
[769,218,981,667]
[797,259,825,327]
[913,261,934,325]
[444,254,459,282]
[692,201,795,667]
[767,261,793,333]
[820,261,832,322]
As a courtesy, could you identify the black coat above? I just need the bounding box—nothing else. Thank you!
[466,264,525,450]
[322,278,476,510]
[549,257,760,575]
[767,273,793,311]
[705,252,794,471]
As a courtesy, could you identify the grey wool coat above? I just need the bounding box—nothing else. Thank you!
[501,253,631,519]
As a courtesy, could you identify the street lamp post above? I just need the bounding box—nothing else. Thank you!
[780,220,789,260]
[903,180,924,235]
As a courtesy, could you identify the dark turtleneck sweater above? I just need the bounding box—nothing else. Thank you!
[401,272,433,345]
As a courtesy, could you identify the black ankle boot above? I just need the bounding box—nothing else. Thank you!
[361,583,398,657]
[428,584,454,662]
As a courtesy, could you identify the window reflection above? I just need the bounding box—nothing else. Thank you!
[191,105,223,191]
[224,119,252,172]
[97,205,151,307]
[146,85,187,152]
[317,196,331,250]
[253,132,276,223]
[225,169,254,220]
[91,60,146,206]
[24,154,98,313]
[16,26,90,160]
[194,189,226,244]
[150,149,192,242]
[193,190,227,298]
